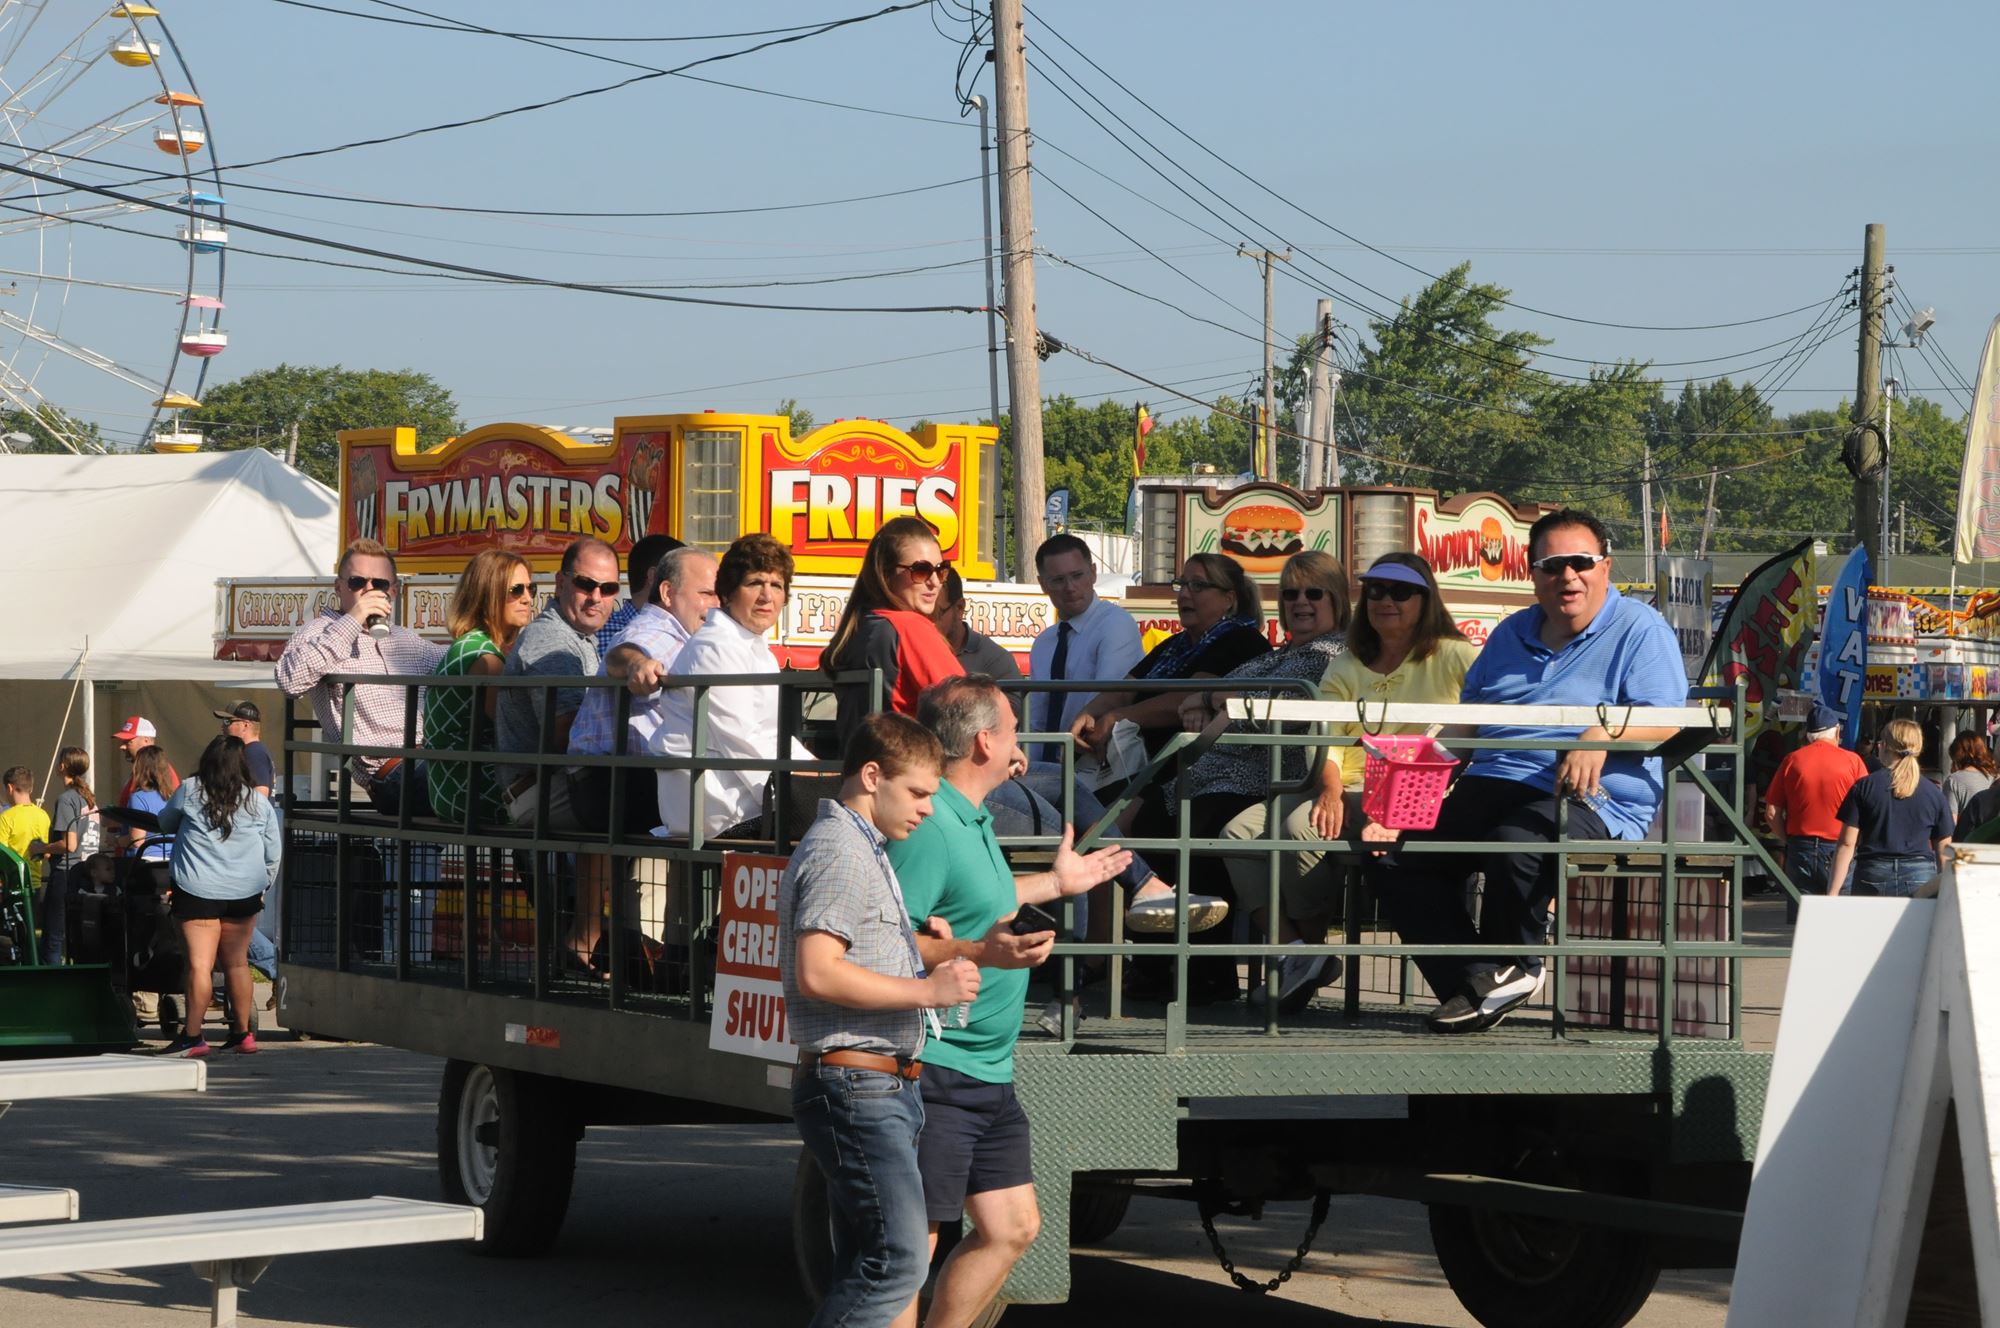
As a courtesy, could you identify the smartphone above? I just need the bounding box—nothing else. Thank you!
[1010,902,1061,936]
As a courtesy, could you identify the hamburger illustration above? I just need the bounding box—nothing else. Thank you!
[1220,503,1305,560]
[1479,516,1505,581]
[349,451,381,543]
[626,436,663,537]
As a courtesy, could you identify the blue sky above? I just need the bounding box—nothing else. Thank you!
[17,0,1999,450]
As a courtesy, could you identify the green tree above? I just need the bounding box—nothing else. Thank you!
[189,364,462,486]
[0,405,105,454]
[775,397,815,438]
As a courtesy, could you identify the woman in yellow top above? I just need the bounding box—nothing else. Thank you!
[1225,551,1476,1012]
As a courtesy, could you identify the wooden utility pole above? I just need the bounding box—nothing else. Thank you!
[1238,246,1290,480]
[1853,223,1888,568]
[1698,468,1718,558]
[285,420,299,469]
[992,0,1044,580]
[1306,297,1335,486]
[1641,442,1655,570]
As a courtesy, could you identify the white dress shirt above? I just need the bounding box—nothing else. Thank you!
[650,606,813,839]
[1027,593,1144,739]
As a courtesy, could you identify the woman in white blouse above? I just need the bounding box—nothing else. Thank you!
[652,534,814,840]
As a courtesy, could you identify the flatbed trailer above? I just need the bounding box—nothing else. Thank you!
[277,671,1782,1328]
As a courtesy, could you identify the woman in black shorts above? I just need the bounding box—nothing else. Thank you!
[156,735,282,1057]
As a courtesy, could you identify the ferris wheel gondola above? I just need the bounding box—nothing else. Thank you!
[0,1,228,454]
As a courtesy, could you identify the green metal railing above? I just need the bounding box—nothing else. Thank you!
[280,669,1794,1054]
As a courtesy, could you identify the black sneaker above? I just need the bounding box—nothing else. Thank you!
[1425,993,1484,1034]
[1470,964,1544,1029]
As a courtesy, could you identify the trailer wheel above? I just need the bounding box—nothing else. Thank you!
[1068,1183,1132,1246]
[791,1149,1006,1328]
[437,1059,578,1257]
[1427,1200,1658,1328]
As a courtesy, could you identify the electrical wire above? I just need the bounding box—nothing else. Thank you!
[0,161,989,316]
[207,174,981,220]
[269,0,889,43]
[1021,5,1839,337]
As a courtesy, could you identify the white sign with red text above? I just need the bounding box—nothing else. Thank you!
[710,853,797,1062]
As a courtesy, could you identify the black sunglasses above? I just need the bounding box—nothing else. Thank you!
[507,582,534,599]
[1280,586,1328,602]
[1170,577,1220,594]
[1530,553,1609,577]
[567,574,621,598]
[897,560,950,582]
[343,575,394,593]
[1364,582,1422,603]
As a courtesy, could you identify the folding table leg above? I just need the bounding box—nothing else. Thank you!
[191,1256,272,1328]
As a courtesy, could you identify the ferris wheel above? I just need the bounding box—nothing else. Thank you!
[0,0,226,455]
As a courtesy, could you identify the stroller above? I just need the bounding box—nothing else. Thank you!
[76,806,191,1039]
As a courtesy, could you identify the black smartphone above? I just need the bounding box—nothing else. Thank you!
[1010,902,1061,936]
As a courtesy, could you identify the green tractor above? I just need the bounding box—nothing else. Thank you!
[0,843,135,1056]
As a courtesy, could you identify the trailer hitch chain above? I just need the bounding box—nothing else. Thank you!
[1197,1188,1332,1295]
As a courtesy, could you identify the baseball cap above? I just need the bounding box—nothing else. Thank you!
[1807,702,1843,736]
[113,715,156,742]
[212,701,263,724]
[1360,561,1430,590]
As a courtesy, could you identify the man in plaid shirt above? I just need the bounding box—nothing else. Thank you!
[276,538,443,815]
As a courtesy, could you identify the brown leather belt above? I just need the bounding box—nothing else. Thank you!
[798,1049,923,1081]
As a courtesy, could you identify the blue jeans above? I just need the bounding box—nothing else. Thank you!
[367,760,432,818]
[986,769,1156,893]
[793,1065,928,1328]
[1783,836,1853,923]
[39,863,73,964]
[247,926,278,981]
[1853,854,1935,898]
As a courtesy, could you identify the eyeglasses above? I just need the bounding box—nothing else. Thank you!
[1170,577,1220,594]
[1280,586,1329,603]
[897,560,950,582]
[1041,569,1093,588]
[343,575,394,593]
[566,574,621,598]
[507,582,534,599]
[1363,582,1422,603]
[1530,553,1609,577]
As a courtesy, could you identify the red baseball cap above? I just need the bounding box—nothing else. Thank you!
[113,715,157,742]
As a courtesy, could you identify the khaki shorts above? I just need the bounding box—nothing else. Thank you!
[1218,791,1362,921]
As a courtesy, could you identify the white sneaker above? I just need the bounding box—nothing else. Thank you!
[1469,963,1544,1028]
[1125,892,1229,934]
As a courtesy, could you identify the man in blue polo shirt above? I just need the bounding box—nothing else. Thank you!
[889,675,1130,1328]
[1370,509,1687,1034]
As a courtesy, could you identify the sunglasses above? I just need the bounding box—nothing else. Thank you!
[897,560,950,582]
[566,574,621,598]
[507,582,535,599]
[1170,577,1220,594]
[344,575,394,593]
[1530,553,1609,577]
[1364,582,1423,603]
[1280,586,1329,602]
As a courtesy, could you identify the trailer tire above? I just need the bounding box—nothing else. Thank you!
[437,1059,578,1257]
[1068,1183,1132,1246]
[791,1149,1006,1328]
[1427,1199,1658,1328]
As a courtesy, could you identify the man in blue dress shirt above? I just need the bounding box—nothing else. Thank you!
[1370,510,1688,1034]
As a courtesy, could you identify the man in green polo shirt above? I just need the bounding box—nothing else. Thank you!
[889,674,1130,1328]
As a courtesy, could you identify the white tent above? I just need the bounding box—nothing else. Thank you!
[0,448,338,681]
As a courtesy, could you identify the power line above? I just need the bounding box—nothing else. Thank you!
[207,174,981,220]
[0,162,989,317]
[1021,4,1839,337]
[268,0,884,43]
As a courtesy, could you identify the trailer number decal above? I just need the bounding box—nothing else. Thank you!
[710,853,800,1064]
[503,1022,561,1049]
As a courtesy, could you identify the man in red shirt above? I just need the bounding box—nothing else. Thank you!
[113,715,180,803]
[1764,703,1869,923]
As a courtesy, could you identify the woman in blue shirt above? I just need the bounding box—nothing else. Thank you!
[157,736,282,1058]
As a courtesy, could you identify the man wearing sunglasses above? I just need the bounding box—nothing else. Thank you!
[496,537,622,828]
[1371,510,1686,1034]
[276,538,445,815]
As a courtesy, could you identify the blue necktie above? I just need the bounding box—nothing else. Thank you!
[1040,622,1072,766]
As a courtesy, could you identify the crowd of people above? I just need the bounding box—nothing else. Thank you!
[0,705,285,1058]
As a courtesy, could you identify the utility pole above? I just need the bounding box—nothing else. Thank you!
[1853,223,1888,569]
[1306,298,1334,487]
[1238,245,1290,481]
[1641,442,1655,571]
[285,419,299,468]
[968,94,1002,437]
[991,0,1044,581]
[1698,468,1718,559]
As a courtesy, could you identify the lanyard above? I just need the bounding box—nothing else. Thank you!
[834,802,943,1043]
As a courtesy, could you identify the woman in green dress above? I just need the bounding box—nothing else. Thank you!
[425,550,537,825]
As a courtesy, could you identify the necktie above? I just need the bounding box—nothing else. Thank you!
[1041,621,1073,766]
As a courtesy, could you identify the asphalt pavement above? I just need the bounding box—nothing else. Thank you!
[0,896,1794,1327]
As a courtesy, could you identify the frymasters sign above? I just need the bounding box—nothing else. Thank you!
[339,412,997,576]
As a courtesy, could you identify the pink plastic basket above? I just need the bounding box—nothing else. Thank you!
[1359,735,1460,830]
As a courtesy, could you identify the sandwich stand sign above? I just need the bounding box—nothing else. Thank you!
[711,853,796,1062]
[1182,484,1341,580]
